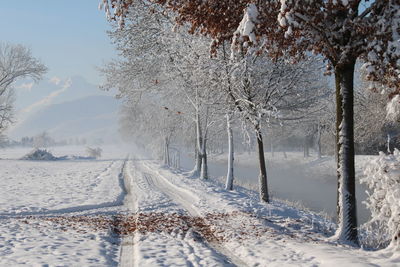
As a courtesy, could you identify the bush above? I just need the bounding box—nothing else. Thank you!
[21,149,57,161]
[361,149,400,249]
[86,147,102,159]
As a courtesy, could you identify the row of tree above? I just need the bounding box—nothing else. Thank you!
[100,1,331,195]
[100,0,400,246]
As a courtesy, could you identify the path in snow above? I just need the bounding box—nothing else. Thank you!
[139,160,321,267]
[140,161,248,267]
[120,158,238,266]
[123,158,323,266]
[119,159,136,267]
[122,158,399,267]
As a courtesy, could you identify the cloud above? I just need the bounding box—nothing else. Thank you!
[16,82,34,91]
[49,76,62,85]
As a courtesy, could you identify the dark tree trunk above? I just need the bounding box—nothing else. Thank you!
[303,136,310,158]
[194,146,202,174]
[317,121,322,159]
[200,137,208,179]
[256,129,269,202]
[194,140,198,165]
[164,136,170,166]
[336,70,343,219]
[335,61,358,245]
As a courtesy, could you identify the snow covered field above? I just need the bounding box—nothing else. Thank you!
[0,146,127,266]
[0,146,399,266]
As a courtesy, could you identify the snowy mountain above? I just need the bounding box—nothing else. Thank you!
[14,76,112,110]
[9,76,121,142]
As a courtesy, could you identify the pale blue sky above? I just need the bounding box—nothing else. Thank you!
[0,0,116,85]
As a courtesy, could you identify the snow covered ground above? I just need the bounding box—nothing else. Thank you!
[0,146,128,266]
[123,157,400,267]
[0,146,399,266]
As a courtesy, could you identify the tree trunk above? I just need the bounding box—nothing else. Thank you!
[336,79,342,219]
[225,114,234,190]
[387,134,392,154]
[256,128,269,202]
[270,142,274,157]
[200,137,208,179]
[317,121,322,159]
[164,136,170,166]
[194,140,198,167]
[191,113,202,176]
[303,136,310,158]
[175,150,180,169]
[335,61,358,245]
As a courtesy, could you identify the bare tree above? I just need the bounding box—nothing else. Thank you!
[0,43,47,134]
[101,5,226,179]
[33,132,54,149]
[86,147,103,159]
[0,89,14,133]
[226,46,326,202]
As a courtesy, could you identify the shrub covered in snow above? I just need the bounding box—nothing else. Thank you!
[361,150,400,248]
[86,147,102,159]
[21,149,57,161]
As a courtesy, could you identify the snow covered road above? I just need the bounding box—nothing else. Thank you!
[127,160,320,266]
[120,159,234,266]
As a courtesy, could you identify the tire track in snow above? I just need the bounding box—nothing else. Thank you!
[139,161,248,267]
[140,162,323,267]
[119,159,137,267]
[124,159,238,266]
[121,159,195,267]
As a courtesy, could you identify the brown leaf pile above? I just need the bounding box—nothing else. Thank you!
[19,211,251,243]
[19,211,320,244]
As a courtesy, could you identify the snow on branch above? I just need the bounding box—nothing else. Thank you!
[232,3,259,48]
[362,150,400,248]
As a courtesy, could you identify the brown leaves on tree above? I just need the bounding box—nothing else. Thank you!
[101,0,399,91]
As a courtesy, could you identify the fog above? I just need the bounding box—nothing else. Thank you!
[6,76,121,147]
